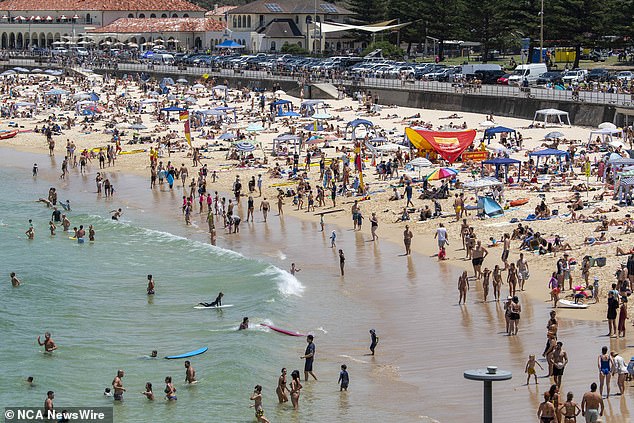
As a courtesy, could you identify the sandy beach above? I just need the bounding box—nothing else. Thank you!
[3,70,634,420]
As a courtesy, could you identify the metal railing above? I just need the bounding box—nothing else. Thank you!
[3,57,633,108]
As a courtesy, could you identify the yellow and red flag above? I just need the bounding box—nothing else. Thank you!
[179,110,189,121]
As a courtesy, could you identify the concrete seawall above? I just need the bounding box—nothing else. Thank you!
[340,85,617,127]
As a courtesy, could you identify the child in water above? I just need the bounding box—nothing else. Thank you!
[524,354,543,385]
[338,364,349,391]
[141,382,154,400]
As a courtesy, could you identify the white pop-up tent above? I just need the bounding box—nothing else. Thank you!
[588,127,623,146]
[532,108,571,127]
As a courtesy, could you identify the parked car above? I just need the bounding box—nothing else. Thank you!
[587,68,609,82]
[474,70,506,84]
[51,47,68,56]
[536,71,564,85]
[496,74,512,85]
[616,71,633,82]
[562,69,587,84]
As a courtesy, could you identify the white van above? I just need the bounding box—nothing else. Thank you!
[461,64,502,76]
[508,63,548,86]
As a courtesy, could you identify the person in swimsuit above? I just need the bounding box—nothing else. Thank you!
[525,354,543,385]
[537,392,557,423]
[10,272,21,287]
[112,370,125,401]
[276,368,288,403]
[549,384,562,423]
[338,364,349,391]
[597,346,613,397]
[559,392,581,422]
[141,382,154,400]
[290,370,302,410]
[581,383,604,423]
[239,317,249,330]
[110,208,122,220]
[146,274,155,295]
[509,296,521,335]
[164,376,177,400]
[250,385,270,423]
[369,329,379,355]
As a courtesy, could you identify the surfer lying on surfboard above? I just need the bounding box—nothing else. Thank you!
[199,292,223,307]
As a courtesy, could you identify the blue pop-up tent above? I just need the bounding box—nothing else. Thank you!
[483,126,516,144]
[528,148,570,173]
[482,157,522,179]
[216,39,245,49]
[477,196,504,217]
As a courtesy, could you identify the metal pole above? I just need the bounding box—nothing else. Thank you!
[483,380,492,423]
[540,0,544,63]
[313,0,317,55]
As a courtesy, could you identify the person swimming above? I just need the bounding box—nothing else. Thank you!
[239,317,249,330]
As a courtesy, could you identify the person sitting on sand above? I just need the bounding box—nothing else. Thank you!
[395,207,410,223]
[389,188,401,201]
[419,206,432,221]
[553,235,573,252]
[595,218,609,232]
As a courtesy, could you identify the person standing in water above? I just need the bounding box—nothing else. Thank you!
[184,361,196,384]
[338,364,349,391]
[44,391,54,414]
[260,198,270,222]
[88,225,95,242]
[301,335,318,381]
[112,370,126,401]
[164,376,176,400]
[370,212,379,241]
[458,271,469,305]
[403,225,413,255]
[37,332,57,352]
[147,275,155,295]
[581,383,604,422]
[10,272,21,287]
[369,329,379,355]
[250,385,270,423]
[339,249,345,276]
[276,368,288,403]
[289,370,302,410]
[290,263,301,276]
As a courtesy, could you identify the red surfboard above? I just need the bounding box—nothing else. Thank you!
[260,323,306,337]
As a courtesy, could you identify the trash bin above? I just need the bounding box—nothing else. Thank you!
[595,257,607,267]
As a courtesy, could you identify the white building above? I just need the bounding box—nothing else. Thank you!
[226,0,354,53]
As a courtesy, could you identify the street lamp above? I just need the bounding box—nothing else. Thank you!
[539,0,544,63]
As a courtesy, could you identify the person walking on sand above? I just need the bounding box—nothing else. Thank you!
[471,241,488,279]
[507,262,519,297]
[559,392,581,423]
[339,249,345,276]
[581,383,604,423]
[597,346,613,397]
[611,351,628,396]
[492,265,502,301]
[458,271,469,305]
[277,192,284,216]
[537,392,557,423]
[517,253,530,291]
[260,198,270,222]
[300,335,318,381]
[525,354,543,385]
[276,368,288,403]
[250,385,270,423]
[549,342,568,388]
[509,296,522,335]
[435,223,448,252]
[402,225,414,255]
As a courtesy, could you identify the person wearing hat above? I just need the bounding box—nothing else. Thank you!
[369,329,379,356]
[611,351,629,395]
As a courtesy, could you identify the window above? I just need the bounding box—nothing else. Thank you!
[320,4,338,13]
[233,17,237,27]
[150,13,156,18]
[138,13,145,18]
[259,15,264,26]
[238,15,242,27]
[265,3,283,12]
[128,13,134,18]
[270,41,276,51]
[161,13,167,18]
[172,13,178,18]
[316,16,320,22]
[247,16,251,27]
[295,15,298,24]
[86,13,91,23]
[306,16,312,23]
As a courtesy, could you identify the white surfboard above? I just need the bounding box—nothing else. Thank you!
[193,304,234,309]
[557,299,589,309]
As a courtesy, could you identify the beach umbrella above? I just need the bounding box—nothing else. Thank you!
[73,92,91,100]
[31,68,44,73]
[407,157,433,178]
[218,132,236,140]
[598,122,617,130]
[479,121,495,128]
[13,67,30,73]
[192,83,205,89]
[184,97,197,104]
[304,123,324,131]
[128,123,147,130]
[235,142,256,152]
[127,42,138,48]
[177,78,188,84]
[280,111,301,117]
[312,112,332,120]
[275,90,286,95]
[544,131,564,139]
[46,88,69,95]
[426,167,459,181]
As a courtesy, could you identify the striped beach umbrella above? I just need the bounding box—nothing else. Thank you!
[235,142,256,152]
[426,167,459,181]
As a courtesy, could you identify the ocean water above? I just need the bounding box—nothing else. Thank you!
[0,147,415,422]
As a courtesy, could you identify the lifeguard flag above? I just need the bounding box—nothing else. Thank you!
[184,120,191,147]
[405,128,476,164]
[179,110,189,121]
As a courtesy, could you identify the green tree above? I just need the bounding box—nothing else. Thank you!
[466,0,515,62]
[347,0,388,24]
[361,41,405,60]
[418,0,468,61]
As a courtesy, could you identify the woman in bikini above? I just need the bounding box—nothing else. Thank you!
[289,370,302,410]
[559,391,581,422]
[597,346,613,397]
[276,368,288,403]
[492,265,502,301]
[164,376,177,401]
[537,392,556,423]
[507,262,519,297]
